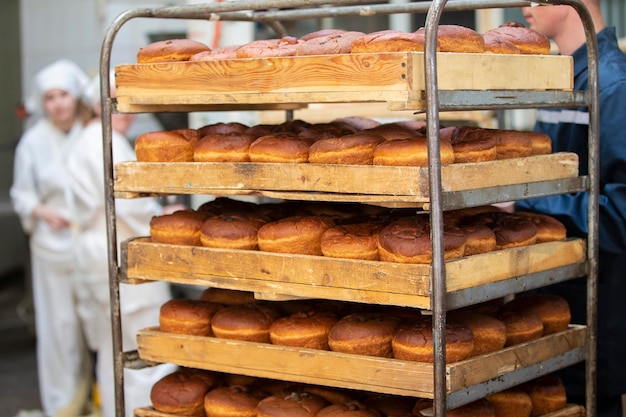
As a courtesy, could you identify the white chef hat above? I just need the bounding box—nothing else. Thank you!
[24,59,89,117]
[81,70,116,111]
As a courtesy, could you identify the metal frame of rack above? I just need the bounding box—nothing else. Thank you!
[99,1,599,416]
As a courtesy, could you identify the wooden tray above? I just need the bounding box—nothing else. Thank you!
[114,52,573,112]
[135,404,585,417]
[122,238,586,309]
[114,153,579,202]
[136,326,586,399]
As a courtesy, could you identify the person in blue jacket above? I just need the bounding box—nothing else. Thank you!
[518,2,626,416]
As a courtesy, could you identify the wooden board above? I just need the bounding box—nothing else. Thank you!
[122,237,586,309]
[135,326,585,398]
[114,153,579,199]
[135,404,585,417]
[115,52,573,111]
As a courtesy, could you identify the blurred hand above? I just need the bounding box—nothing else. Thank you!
[34,204,71,230]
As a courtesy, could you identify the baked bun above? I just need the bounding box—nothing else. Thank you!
[194,133,256,162]
[415,399,495,417]
[189,45,240,61]
[151,369,220,416]
[448,126,497,163]
[249,133,310,163]
[458,222,497,256]
[199,122,250,137]
[203,385,267,417]
[308,133,385,165]
[486,388,533,417]
[269,310,338,350]
[200,212,269,250]
[211,303,281,343]
[351,29,428,53]
[483,22,551,55]
[296,31,365,55]
[320,223,384,260]
[494,129,533,159]
[373,137,455,166]
[502,293,571,335]
[197,197,258,216]
[236,37,302,58]
[300,29,348,41]
[449,312,507,356]
[150,210,211,246]
[377,216,466,264]
[159,299,223,336]
[257,392,329,417]
[470,212,538,249]
[520,375,567,417]
[301,385,356,405]
[364,123,418,141]
[137,39,210,63]
[200,287,256,305]
[514,212,566,243]
[482,31,521,54]
[316,400,382,417]
[423,24,485,53]
[528,132,552,155]
[257,215,335,256]
[135,130,198,162]
[328,312,401,358]
[497,309,544,346]
[392,318,474,363]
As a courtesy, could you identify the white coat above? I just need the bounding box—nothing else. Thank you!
[11,117,91,417]
[66,120,174,417]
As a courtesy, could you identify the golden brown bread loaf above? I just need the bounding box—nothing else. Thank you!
[296,31,365,55]
[159,299,223,336]
[468,212,538,249]
[199,122,250,137]
[482,31,521,54]
[364,123,418,140]
[151,369,220,416]
[248,133,311,163]
[199,212,269,250]
[447,126,498,163]
[514,212,566,243]
[483,21,551,55]
[493,129,534,159]
[377,216,467,264]
[269,310,338,350]
[417,24,485,53]
[497,308,544,346]
[351,29,428,53]
[372,136,455,166]
[236,37,303,58]
[316,400,382,417]
[256,392,329,417]
[257,215,335,256]
[520,375,567,417]
[149,210,212,246]
[137,39,210,63]
[211,303,281,343]
[189,45,240,61]
[320,222,384,261]
[328,312,401,358]
[449,312,507,356]
[135,130,198,162]
[203,385,267,417]
[392,318,474,363]
[308,133,386,165]
[486,388,533,417]
[193,133,256,162]
[502,293,571,335]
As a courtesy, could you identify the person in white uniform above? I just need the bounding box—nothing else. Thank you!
[66,73,177,417]
[11,60,93,417]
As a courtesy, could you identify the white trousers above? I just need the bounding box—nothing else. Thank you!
[75,279,175,417]
[31,256,91,417]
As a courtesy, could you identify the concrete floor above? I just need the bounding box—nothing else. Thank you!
[0,268,42,417]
